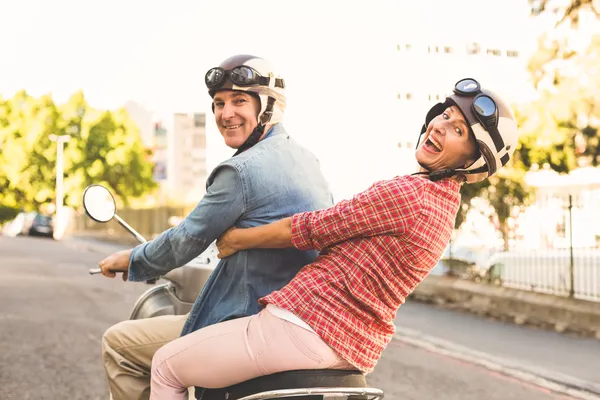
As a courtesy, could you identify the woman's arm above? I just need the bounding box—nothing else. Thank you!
[216,217,292,258]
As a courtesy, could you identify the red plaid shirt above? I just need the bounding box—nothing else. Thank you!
[259,175,461,373]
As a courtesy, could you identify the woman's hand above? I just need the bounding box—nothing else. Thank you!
[216,228,242,259]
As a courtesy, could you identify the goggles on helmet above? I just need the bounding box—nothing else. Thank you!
[453,78,503,152]
[454,78,499,129]
[205,65,285,90]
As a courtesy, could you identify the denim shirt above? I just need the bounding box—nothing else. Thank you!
[128,124,333,336]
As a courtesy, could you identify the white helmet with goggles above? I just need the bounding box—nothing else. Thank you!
[205,55,286,155]
[417,78,519,183]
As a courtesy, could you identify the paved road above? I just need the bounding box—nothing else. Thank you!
[0,236,592,400]
[396,301,600,385]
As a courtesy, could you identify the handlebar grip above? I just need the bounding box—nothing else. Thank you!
[89,267,157,285]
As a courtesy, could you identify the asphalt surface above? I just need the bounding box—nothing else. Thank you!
[395,301,600,385]
[0,236,595,400]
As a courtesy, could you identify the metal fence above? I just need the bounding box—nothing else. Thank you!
[68,205,189,244]
[477,194,600,302]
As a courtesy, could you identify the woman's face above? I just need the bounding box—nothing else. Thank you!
[415,105,478,172]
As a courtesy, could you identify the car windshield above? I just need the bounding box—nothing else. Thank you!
[35,215,52,225]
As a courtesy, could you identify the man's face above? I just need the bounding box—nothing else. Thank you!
[415,105,478,171]
[213,90,261,149]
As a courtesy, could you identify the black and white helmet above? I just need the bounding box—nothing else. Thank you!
[419,78,519,183]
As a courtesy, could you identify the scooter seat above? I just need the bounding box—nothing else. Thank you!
[199,369,370,400]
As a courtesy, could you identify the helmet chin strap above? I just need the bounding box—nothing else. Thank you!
[416,164,488,182]
[233,124,265,157]
[429,169,458,182]
[232,97,275,157]
[414,159,460,182]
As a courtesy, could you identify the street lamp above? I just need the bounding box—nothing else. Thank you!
[49,134,71,239]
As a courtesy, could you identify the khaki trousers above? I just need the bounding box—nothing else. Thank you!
[102,314,188,400]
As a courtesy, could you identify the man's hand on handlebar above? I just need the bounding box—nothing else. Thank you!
[98,249,133,281]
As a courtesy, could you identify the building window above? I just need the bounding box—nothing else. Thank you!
[405,93,413,100]
[194,113,206,127]
[466,42,481,55]
[507,50,519,58]
[444,46,453,54]
[398,141,415,149]
[192,134,205,148]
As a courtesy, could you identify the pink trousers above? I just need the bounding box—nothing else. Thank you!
[150,308,354,400]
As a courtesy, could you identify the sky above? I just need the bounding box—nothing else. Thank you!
[1,0,554,200]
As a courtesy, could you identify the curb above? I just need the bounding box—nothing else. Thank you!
[393,327,600,399]
[410,276,600,340]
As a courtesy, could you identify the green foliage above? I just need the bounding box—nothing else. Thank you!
[0,91,157,212]
[455,5,600,250]
[0,205,21,224]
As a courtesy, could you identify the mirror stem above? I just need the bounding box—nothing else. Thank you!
[114,214,147,244]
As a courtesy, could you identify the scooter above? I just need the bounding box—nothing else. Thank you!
[83,184,384,400]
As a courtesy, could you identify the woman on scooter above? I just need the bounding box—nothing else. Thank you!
[149,78,520,400]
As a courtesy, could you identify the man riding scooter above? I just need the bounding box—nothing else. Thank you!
[96,54,334,400]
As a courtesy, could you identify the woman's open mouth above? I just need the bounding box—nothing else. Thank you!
[424,136,442,153]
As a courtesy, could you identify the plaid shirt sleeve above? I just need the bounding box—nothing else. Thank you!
[291,177,424,251]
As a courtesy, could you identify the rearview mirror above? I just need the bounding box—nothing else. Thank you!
[82,185,116,223]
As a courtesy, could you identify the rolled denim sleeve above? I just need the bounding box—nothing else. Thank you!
[128,165,245,282]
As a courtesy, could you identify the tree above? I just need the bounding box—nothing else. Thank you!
[0,90,157,212]
[530,0,600,26]
[59,91,157,208]
[513,95,578,173]
[0,91,59,210]
[528,1,600,90]
[456,179,488,229]
[482,168,531,251]
[520,35,600,170]
[452,1,599,248]
[457,166,532,251]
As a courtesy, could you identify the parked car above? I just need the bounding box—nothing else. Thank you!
[2,212,54,238]
[479,249,600,298]
[430,242,499,281]
[28,213,54,238]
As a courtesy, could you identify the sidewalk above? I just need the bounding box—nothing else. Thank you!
[410,275,600,340]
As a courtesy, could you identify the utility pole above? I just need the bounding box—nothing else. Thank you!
[49,134,71,239]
